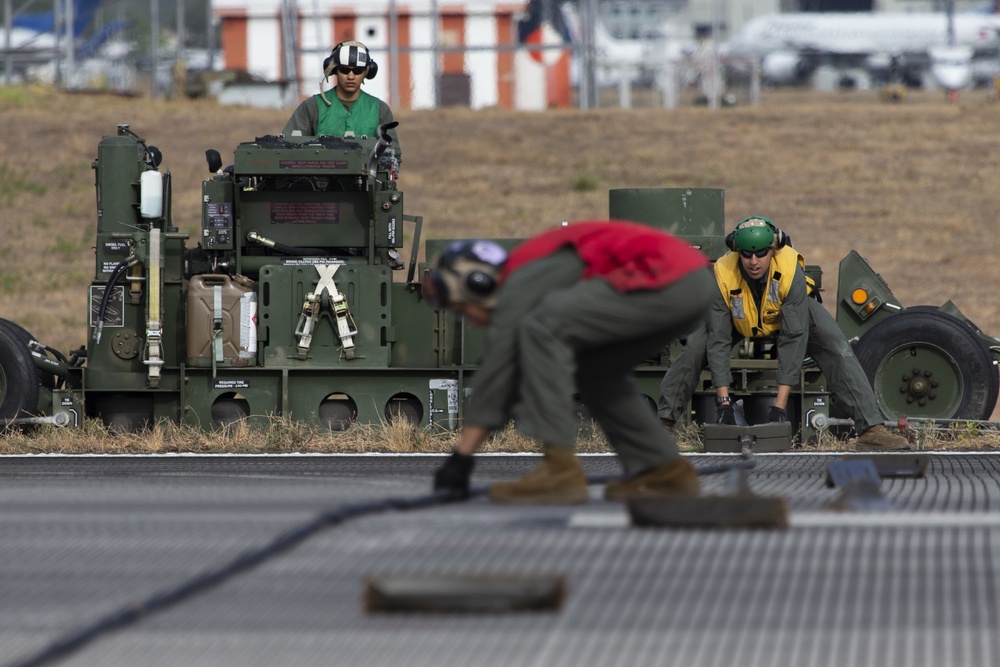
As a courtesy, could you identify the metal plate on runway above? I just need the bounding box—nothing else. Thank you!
[2,453,999,667]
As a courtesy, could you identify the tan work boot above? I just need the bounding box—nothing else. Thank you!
[489,446,589,505]
[855,425,910,451]
[604,457,700,502]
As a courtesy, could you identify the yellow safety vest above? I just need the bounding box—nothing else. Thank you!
[714,246,812,338]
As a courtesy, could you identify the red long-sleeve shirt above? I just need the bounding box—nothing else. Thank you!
[501,220,709,291]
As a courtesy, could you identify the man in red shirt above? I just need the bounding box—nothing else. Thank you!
[423,220,714,504]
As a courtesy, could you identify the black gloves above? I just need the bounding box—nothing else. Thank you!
[716,404,736,425]
[716,399,785,425]
[434,450,475,500]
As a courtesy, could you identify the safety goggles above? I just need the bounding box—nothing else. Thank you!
[739,248,771,259]
[337,65,367,76]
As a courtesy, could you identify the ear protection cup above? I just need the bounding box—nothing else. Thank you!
[427,240,508,308]
[464,268,495,296]
[423,264,493,307]
[365,59,378,80]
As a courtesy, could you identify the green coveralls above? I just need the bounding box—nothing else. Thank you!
[465,248,715,477]
[658,263,885,432]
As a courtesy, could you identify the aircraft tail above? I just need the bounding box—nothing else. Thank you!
[518,0,574,45]
[518,0,573,65]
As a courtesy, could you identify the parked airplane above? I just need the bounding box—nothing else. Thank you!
[723,12,1000,91]
[558,0,697,88]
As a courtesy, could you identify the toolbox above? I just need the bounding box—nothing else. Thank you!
[702,422,794,453]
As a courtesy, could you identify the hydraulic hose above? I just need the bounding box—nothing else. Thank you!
[93,257,135,344]
[269,240,331,256]
[245,230,328,256]
[8,488,471,667]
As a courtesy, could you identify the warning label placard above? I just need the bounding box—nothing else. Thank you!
[278,160,348,170]
[270,201,339,225]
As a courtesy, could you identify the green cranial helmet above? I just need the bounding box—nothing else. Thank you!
[733,217,776,253]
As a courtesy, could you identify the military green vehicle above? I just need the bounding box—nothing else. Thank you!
[1,127,997,444]
[611,189,1000,442]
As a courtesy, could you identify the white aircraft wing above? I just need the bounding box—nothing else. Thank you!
[726,12,1000,89]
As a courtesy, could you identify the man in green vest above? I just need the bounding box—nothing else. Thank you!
[282,40,401,167]
[658,216,910,451]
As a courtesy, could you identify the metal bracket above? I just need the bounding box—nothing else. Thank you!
[293,264,358,360]
[824,459,893,512]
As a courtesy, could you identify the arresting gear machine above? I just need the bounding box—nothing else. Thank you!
[43,123,441,431]
[7,140,998,434]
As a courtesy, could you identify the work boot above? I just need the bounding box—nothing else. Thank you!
[489,446,589,505]
[660,418,676,433]
[855,425,910,451]
[604,457,700,502]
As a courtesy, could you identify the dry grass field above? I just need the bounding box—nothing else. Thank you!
[1,84,999,451]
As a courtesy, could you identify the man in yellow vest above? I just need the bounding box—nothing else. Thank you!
[282,40,401,167]
[658,216,909,451]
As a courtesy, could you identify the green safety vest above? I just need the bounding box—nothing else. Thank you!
[315,90,380,138]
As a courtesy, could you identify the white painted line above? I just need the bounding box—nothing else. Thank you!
[569,510,1000,530]
[4,450,995,459]
[569,511,630,528]
[791,512,1000,528]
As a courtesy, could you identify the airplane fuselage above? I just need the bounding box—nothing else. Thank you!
[729,13,1000,56]
[724,12,1000,89]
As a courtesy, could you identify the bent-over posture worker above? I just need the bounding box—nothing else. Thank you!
[282,40,401,166]
[658,216,909,451]
[425,220,715,503]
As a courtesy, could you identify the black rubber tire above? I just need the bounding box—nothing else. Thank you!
[0,318,57,389]
[0,325,40,423]
[905,305,986,334]
[854,309,999,420]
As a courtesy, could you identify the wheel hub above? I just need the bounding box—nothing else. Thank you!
[900,367,940,407]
